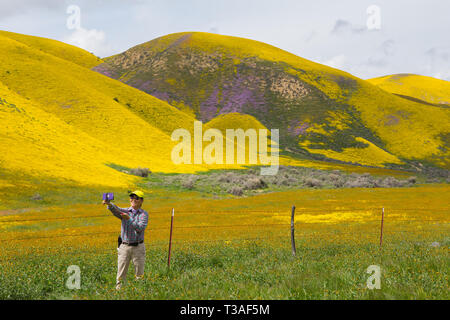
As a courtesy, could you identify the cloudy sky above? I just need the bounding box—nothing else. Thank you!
[1,0,449,80]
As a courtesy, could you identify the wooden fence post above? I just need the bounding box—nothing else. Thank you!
[291,205,296,257]
[168,208,174,268]
[379,207,384,247]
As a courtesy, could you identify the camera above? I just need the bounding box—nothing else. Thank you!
[102,192,114,201]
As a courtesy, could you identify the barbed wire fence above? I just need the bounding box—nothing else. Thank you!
[0,206,448,265]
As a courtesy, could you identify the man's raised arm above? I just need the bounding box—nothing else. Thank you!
[103,200,128,220]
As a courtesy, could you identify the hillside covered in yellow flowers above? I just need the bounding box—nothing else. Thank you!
[0,30,449,201]
[0,31,213,190]
[94,31,450,170]
[367,73,450,106]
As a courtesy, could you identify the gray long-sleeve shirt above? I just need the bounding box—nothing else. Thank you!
[107,203,148,243]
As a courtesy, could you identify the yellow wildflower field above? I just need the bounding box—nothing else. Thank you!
[0,184,447,300]
[1,184,448,259]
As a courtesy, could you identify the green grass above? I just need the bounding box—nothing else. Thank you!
[136,166,424,198]
[0,181,129,211]
[1,163,443,211]
[1,183,448,300]
[1,238,448,300]
[0,167,134,210]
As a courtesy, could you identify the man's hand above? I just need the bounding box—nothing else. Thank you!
[102,199,110,205]
[120,213,131,220]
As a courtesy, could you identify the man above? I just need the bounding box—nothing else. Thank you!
[102,190,149,290]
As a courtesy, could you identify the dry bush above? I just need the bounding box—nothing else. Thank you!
[331,176,345,188]
[304,178,322,188]
[217,172,233,183]
[243,177,268,190]
[31,193,43,201]
[182,175,198,189]
[130,167,150,177]
[407,176,417,184]
[344,177,372,188]
[381,177,404,187]
[228,186,243,196]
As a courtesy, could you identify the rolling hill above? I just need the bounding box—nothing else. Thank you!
[0,30,103,69]
[0,29,448,204]
[93,31,450,169]
[0,30,216,193]
[0,30,290,200]
[367,73,450,106]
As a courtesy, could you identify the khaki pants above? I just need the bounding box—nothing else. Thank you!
[116,242,146,289]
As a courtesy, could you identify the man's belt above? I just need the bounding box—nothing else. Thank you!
[122,240,144,246]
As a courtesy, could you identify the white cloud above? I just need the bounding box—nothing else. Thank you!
[0,0,64,20]
[425,47,450,81]
[432,71,450,81]
[208,26,220,34]
[321,54,347,70]
[0,0,449,80]
[64,27,112,58]
[331,19,366,35]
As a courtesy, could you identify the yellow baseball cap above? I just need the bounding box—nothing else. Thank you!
[129,190,144,199]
